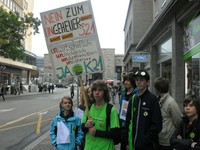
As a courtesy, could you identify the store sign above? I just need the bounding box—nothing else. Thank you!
[132,53,150,62]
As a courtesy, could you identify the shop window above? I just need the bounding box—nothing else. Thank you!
[158,38,172,60]
[162,60,172,88]
[183,10,200,53]
[186,53,200,96]
[157,38,172,93]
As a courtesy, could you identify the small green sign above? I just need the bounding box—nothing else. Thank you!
[72,64,83,75]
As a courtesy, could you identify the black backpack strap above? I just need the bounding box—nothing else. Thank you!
[106,103,113,131]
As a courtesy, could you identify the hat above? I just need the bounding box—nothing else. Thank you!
[134,69,150,80]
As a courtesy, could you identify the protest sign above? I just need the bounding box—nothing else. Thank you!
[40,1,104,78]
[41,1,97,45]
[48,37,103,77]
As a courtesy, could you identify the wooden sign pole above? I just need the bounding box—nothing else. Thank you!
[79,76,90,118]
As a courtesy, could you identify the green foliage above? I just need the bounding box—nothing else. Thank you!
[0,6,41,60]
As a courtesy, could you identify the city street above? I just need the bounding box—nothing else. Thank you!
[0,87,79,150]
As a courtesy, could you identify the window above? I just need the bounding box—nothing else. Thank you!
[10,0,13,10]
[12,3,15,11]
[183,10,200,53]
[157,38,172,92]
[23,0,28,9]
[5,0,9,7]
[158,38,172,60]
[186,53,200,96]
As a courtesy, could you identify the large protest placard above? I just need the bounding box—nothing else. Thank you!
[40,1,104,78]
[48,37,103,78]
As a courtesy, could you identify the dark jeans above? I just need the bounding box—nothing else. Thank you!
[0,93,5,101]
[71,92,74,99]
[120,128,126,150]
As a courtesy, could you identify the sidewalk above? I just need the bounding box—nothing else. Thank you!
[25,131,120,150]
[23,131,55,150]
[21,93,121,150]
[4,90,43,99]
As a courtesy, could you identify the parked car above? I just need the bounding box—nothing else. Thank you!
[55,83,68,88]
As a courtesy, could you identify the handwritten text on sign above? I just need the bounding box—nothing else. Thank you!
[40,1,95,44]
[48,38,103,78]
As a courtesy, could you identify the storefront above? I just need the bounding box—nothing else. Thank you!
[183,9,200,96]
[134,1,200,105]
[0,56,38,93]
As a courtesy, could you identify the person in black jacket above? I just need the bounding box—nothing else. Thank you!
[0,83,5,101]
[119,72,138,150]
[125,69,162,150]
[170,95,200,150]
[70,85,74,99]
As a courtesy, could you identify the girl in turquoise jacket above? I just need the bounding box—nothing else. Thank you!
[50,96,84,150]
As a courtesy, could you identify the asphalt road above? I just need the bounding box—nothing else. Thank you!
[0,88,79,150]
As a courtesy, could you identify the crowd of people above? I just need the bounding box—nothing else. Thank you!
[38,83,54,93]
[49,69,200,150]
[0,80,24,101]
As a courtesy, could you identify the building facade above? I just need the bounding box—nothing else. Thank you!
[124,0,200,105]
[115,54,124,81]
[102,48,116,80]
[101,48,124,82]
[123,0,153,73]
[43,54,53,83]
[0,0,37,90]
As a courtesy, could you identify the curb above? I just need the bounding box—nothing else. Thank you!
[22,131,49,150]
[5,91,47,98]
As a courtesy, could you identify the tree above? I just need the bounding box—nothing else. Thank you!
[0,6,41,60]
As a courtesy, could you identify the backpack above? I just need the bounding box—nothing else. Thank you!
[106,103,121,145]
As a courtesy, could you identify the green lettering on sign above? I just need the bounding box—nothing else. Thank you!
[56,66,72,79]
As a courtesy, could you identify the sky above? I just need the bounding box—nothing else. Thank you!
[32,0,129,56]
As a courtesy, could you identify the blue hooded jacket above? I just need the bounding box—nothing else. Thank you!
[50,111,84,150]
